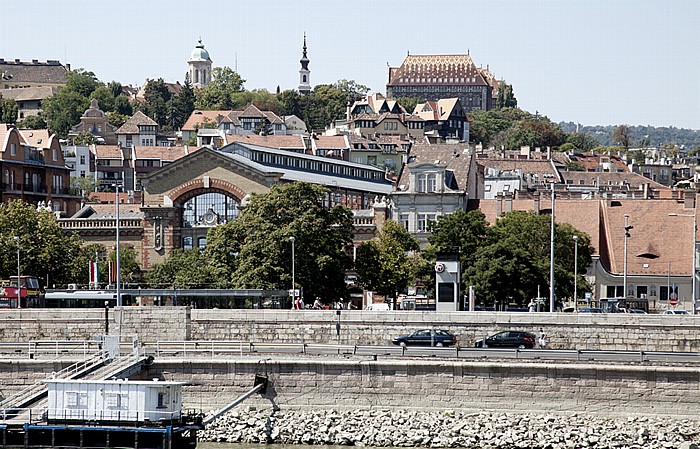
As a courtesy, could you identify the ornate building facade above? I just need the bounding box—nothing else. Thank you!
[386,54,500,112]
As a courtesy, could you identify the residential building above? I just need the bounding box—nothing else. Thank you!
[475,150,561,199]
[412,98,469,141]
[68,99,118,144]
[0,59,68,89]
[132,145,192,190]
[91,145,130,191]
[63,145,94,179]
[115,111,158,148]
[391,143,476,242]
[0,125,80,215]
[386,54,501,112]
[283,115,307,134]
[477,189,696,313]
[181,105,288,145]
[347,134,411,175]
[187,40,212,88]
[224,134,306,153]
[343,93,425,140]
[0,86,56,121]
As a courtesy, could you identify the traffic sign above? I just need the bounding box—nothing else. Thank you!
[670,295,678,306]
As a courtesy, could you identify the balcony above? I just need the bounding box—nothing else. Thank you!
[1,182,23,192]
[23,183,47,194]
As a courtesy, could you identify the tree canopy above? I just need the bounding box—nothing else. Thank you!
[205,182,354,302]
[355,220,420,302]
[0,200,90,287]
[195,67,246,110]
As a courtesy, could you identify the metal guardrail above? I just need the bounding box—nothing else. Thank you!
[149,341,700,364]
[0,341,101,360]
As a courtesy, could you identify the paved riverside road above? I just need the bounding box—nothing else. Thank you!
[2,340,700,364]
[147,340,700,364]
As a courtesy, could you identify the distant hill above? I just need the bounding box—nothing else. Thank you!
[558,122,700,149]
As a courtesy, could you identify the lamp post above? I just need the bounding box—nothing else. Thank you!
[549,183,555,312]
[669,209,697,314]
[112,184,122,307]
[573,235,579,312]
[14,236,20,309]
[623,215,632,304]
[290,236,296,308]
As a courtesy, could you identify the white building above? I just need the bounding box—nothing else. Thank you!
[45,379,185,423]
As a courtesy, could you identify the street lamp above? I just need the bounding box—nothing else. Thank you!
[112,184,122,307]
[14,236,20,309]
[623,215,633,304]
[573,235,579,312]
[290,236,296,308]
[549,183,555,312]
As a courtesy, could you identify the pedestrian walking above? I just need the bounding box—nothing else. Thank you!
[538,328,547,348]
[528,300,536,312]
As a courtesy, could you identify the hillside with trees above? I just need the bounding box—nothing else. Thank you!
[558,122,700,149]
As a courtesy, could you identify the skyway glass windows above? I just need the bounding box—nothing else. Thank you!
[417,173,438,192]
[182,192,240,228]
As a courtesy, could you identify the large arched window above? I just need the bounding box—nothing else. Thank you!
[182,191,239,228]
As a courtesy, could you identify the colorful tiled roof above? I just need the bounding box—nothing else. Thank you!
[133,145,189,161]
[388,54,488,87]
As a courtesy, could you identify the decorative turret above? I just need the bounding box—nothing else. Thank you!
[298,34,311,95]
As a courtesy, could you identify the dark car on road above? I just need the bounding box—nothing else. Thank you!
[474,331,536,349]
[392,329,456,347]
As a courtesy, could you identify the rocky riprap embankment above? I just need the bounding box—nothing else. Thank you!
[200,408,700,448]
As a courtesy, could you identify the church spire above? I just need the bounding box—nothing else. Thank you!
[298,33,311,94]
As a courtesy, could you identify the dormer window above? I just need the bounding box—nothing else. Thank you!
[417,173,438,193]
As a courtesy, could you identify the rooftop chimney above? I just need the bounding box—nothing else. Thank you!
[684,188,696,209]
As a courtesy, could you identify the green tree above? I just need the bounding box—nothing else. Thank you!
[206,182,354,302]
[169,76,195,130]
[195,67,246,110]
[114,95,133,116]
[107,112,130,128]
[70,175,97,199]
[147,249,224,289]
[64,69,100,98]
[0,200,88,287]
[89,85,115,112]
[500,115,566,150]
[467,107,529,145]
[496,81,517,108]
[277,89,303,117]
[16,114,47,129]
[140,78,171,128]
[396,96,423,114]
[612,124,633,151]
[355,220,420,305]
[0,94,18,124]
[464,211,592,309]
[72,131,98,146]
[428,210,488,290]
[43,89,89,138]
[107,81,123,98]
[107,246,141,285]
[566,132,599,151]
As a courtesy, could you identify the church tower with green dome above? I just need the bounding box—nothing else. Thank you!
[188,39,212,88]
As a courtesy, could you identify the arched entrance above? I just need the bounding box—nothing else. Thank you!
[178,190,240,250]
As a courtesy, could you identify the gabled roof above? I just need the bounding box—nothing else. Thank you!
[115,111,157,134]
[387,54,488,87]
[182,110,229,131]
[413,98,461,121]
[133,145,191,161]
[17,129,52,148]
[397,143,472,191]
[0,86,56,101]
[0,59,68,84]
[312,135,349,150]
[236,103,265,118]
[224,134,306,150]
[93,145,122,159]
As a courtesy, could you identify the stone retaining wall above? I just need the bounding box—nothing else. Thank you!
[0,308,697,352]
[139,357,700,418]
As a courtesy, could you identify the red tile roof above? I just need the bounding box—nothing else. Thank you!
[225,134,305,149]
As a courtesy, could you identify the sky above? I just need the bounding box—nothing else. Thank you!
[3,0,699,130]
